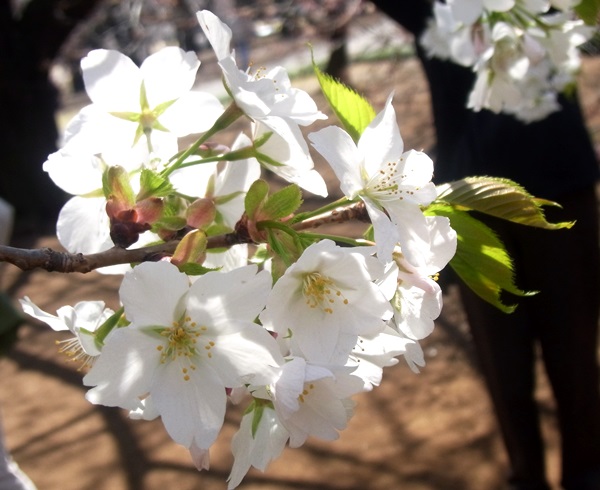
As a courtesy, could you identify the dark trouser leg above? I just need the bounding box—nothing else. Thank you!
[460,282,550,489]
[519,188,600,490]
[457,186,600,489]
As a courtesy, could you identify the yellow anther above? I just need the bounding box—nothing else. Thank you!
[302,272,349,313]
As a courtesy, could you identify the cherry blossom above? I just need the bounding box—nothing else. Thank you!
[309,94,438,266]
[83,261,282,456]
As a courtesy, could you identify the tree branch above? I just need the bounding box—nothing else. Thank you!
[0,203,370,273]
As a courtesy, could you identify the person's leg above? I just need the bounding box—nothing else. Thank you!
[460,280,550,490]
[517,188,600,490]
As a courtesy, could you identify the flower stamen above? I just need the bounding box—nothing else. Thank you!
[302,272,349,314]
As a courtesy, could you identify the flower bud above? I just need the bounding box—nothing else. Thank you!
[186,198,216,230]
[171,229,207,266]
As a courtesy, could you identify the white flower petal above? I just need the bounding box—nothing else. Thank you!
[358,93,404,177]
[169,161,218,197]
[140,47,200,108]
[309,126,363,198]
[120,261,189,328]
[82,49,141,113]
[84,327,158,410]
[209,325,283,388]
[57,196,113,254]
[197,10,234,61]
[228,406,288,490]
[363,198,399,264]
[43,151,103,196]
[19,297,71,332]
[159,91,223,136]
[186,266,270,327]
[152,359,227,449]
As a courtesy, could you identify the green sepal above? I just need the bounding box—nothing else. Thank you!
[249,243,270,265]
[109,111,141,122]
[94,306,125,348]
[427,204,536,313]
[311,46,376,141]
[245,179,270,220]
[263,184,303,221]
[214,190,244,206]
[251,400,265,438]
[137,168,174,201]
[256,151,285,168]
[178,262,220,276]
[435,177,574,230]
[151,98,177,118]
[152,215,187,232]
[265,227,302,279]
[205,222,233,237]
[241,398,274,438]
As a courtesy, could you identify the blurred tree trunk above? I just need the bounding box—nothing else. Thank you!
[0,0,101,234]
[323,0,362,85]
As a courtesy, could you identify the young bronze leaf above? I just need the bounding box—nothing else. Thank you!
[436,177,574,230]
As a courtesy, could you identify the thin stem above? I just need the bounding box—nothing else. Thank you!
[297,232,370,247]
[291,196,357,224]
[161,103,244,177]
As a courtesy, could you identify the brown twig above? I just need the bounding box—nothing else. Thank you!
[0,202,370,273]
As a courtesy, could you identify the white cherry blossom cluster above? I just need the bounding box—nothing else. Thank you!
[20,10,457,489]
[420,0,594,122]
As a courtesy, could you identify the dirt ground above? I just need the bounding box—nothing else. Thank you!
[2,14,600,490]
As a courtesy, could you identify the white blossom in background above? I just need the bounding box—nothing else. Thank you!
[309,95,438,266]
[420,0,592,122]
[20,297,114,367]
[448,0,515,25]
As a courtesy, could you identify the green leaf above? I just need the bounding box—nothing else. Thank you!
[263,184,303,221]
[435,177,574,230]
[575,0,600,24]
[245,179,269,220]
[137,168,174,201]
[311,48,376,142]
[427,204,536,313]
